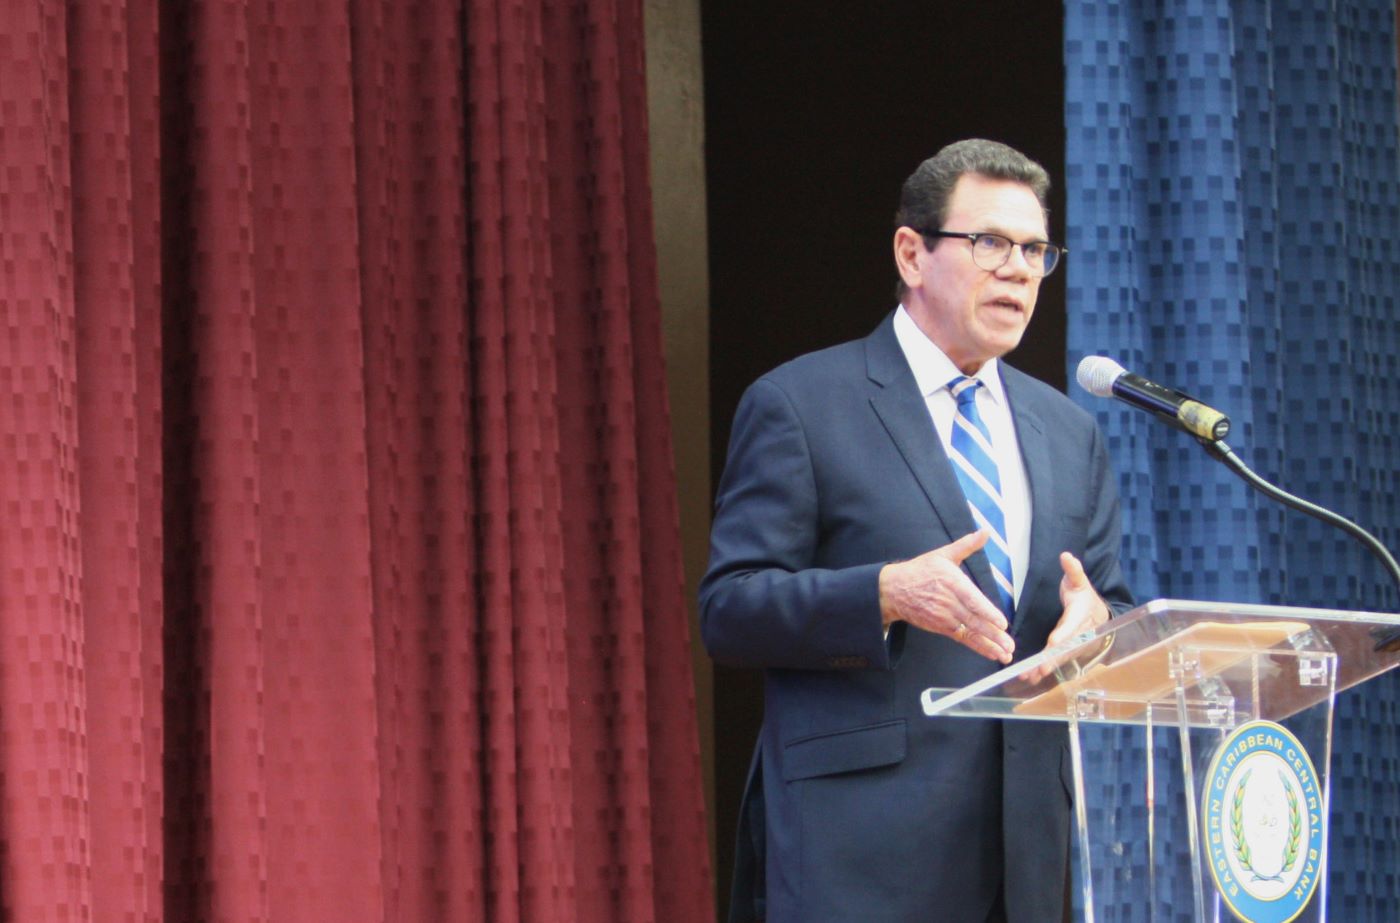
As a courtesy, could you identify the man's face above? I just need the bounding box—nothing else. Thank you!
[901,173,1047,373]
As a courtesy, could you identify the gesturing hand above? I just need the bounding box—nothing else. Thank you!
[1045,551,1111,649]
[878,530,1015,664]
[1014,552,1112,685]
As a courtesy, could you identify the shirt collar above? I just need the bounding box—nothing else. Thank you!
[892,305,1006,405]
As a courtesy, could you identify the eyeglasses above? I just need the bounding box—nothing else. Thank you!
[918,230,1065,278]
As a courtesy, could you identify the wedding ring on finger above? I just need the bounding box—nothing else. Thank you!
[953,622,968,640]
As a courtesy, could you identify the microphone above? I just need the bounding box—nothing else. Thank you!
[1078,353,1400,650]
[1076,356,1230,442]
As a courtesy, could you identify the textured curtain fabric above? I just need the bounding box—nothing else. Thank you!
[1065,0,1399,919]
[0,1,713,922]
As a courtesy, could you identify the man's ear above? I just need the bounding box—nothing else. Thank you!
[893,226,927,290]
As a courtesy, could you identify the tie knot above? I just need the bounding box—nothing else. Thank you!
[948,376,981,407]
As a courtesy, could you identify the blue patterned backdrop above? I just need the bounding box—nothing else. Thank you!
[1064,0,1400,918]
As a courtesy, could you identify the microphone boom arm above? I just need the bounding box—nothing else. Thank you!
[1198,439,1400,651]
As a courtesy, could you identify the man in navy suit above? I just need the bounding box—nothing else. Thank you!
[700,139,1134,923]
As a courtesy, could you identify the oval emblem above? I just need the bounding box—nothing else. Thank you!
[1202,719,1325,922]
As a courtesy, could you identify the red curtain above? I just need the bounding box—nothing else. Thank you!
[0,1,713,921]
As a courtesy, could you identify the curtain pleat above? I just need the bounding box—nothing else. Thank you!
[70,0,164,920]
[242,2,386,920]
[0,2,91,921]
[0,1,713,921]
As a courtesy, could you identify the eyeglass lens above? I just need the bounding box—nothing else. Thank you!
[970,234,1060,277]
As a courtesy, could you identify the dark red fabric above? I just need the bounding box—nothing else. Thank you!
[0,1,713,921]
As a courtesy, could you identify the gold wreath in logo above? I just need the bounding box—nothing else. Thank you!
[1229,768,1303,883]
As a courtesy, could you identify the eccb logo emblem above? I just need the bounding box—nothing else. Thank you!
[1202,720,1324,922]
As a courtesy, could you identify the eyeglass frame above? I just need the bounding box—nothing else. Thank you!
[913,228,1066,278]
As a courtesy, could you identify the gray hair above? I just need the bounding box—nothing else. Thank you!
[893,139,1050,297]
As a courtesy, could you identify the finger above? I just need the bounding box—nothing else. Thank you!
[1059,551,1090,590]
[1023,652,1069,685]
[1046,600,1099,649]
[937,529,990,564]
[946,587,1015,659]
[1017,660,1052,684]
[1046,599,1091,646]
[972,622,1015,663]
[952,618,1014,664]
[1045,619,1080,650]
[970,623,1015,664]
[951,573,1010,633]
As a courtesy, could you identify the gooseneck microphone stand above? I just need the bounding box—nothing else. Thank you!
[1197,438,1400,652]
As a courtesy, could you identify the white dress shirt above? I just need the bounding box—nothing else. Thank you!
[892,305,1032,607]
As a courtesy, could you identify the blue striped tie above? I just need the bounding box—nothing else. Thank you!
[947,376,1016,620]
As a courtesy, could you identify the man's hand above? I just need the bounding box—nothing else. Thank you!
[878,531,1015,664]
[1013,552,1112,685]
[1045,551,1111,648]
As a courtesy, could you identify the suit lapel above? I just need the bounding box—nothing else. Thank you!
[1003,367,1056,636]
[863,315,1001,604]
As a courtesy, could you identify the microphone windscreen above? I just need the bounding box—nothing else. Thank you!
[1076,356,1127,398]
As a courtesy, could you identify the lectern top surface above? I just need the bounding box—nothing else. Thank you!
[920,599,1400,727]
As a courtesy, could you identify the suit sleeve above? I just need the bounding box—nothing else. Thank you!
[698,378,896,671]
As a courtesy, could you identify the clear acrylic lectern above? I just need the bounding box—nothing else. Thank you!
[921,599,1400,923]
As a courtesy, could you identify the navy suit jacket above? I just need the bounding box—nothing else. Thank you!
[700,313,1133,923]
